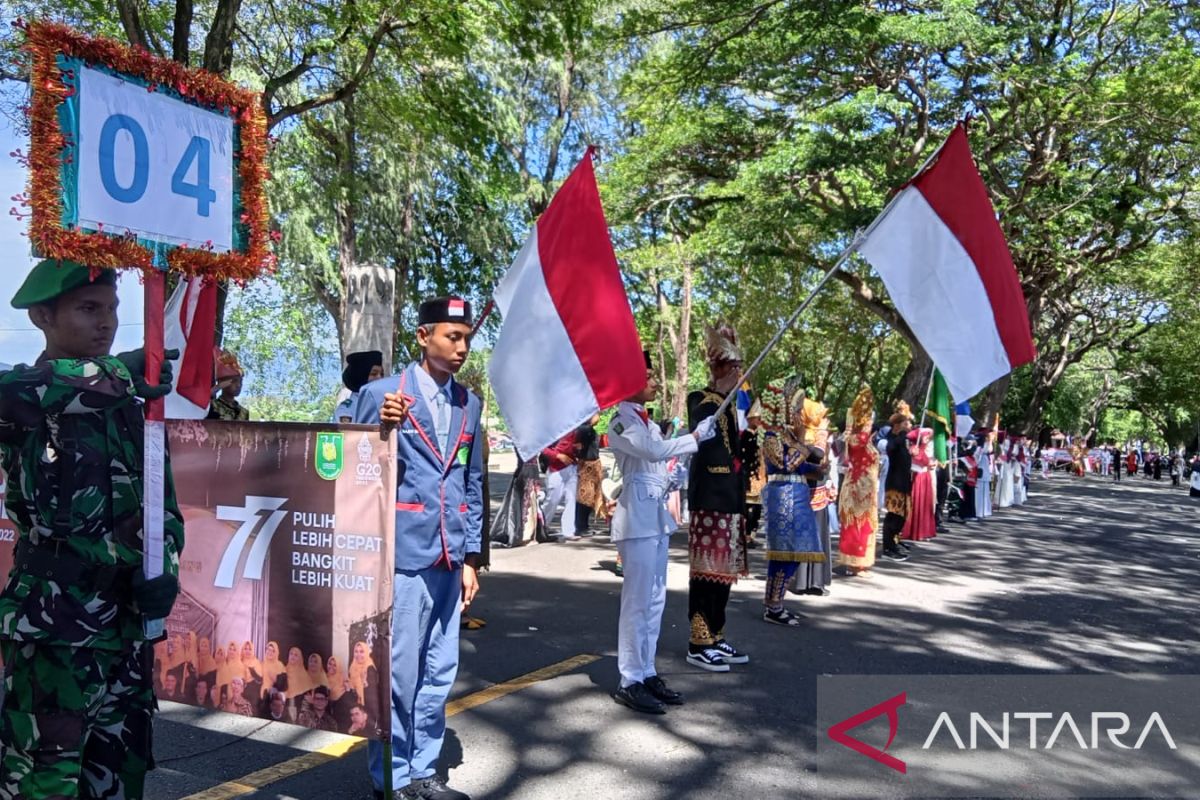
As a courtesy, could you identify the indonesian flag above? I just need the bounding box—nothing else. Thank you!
[488,150,645,457]
[163,276,217,419]
[858,124,1036,401]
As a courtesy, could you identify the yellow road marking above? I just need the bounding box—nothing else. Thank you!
[180,653,600,800]
[445,653,600,717]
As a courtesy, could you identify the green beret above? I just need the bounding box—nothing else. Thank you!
[11,259,118,309]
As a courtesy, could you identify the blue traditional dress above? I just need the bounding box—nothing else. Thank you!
[762,432,825,611]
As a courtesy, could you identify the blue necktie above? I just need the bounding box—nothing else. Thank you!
[435,390,450,456]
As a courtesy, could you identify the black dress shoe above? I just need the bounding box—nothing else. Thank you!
[644,675,684,705]
[374,789,415,800]
[409,776,469,800]
[613,682,666,714]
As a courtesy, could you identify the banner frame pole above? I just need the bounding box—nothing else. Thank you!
[142,268,167,640]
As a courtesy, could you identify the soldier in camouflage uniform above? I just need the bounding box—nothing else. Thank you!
[0,259,185,800]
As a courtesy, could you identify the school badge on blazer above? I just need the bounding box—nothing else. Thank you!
[315,432,345,480]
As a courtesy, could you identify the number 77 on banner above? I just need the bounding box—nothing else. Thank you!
[23,21,276,636]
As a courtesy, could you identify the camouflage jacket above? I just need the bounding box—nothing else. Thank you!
[0,356,184,650]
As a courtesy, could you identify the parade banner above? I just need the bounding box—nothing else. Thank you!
[0,424,393,737]
[150,421,396,738]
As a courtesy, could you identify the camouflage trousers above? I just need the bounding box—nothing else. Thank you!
[0,640,155,800]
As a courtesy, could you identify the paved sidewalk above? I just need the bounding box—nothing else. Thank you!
[147,471,1200,799]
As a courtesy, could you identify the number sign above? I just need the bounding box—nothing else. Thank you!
[76,66,235,252]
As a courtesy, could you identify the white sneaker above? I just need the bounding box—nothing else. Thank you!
[685,648,730,672]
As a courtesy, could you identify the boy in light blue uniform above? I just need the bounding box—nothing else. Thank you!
[355,297,482,800]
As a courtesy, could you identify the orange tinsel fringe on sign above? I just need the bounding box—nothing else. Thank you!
[24,21,274,282]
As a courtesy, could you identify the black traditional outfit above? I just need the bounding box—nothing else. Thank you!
[685,324,749,669]
[881,401,914,558]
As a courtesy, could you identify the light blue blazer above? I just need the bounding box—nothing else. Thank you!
[353,362,484,571]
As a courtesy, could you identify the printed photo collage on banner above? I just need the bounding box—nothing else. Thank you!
[0,421,396,739]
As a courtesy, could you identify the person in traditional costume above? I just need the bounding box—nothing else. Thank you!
[994,433,1015,508]
[608,350,713,710]
[540,430,580,540]
[334,350,385,422]
[794,396,835,595]
[573,414,605,535]
[976,429,994,518]
[490,452,545,547]
[685,324,751,671]
[881,401,914,561]
[758,376,824,625]
[954,435,979,522]
[837,386,880,576]
[209,348,250,420]
[901,428,937,542]
[1014,434,1031,503]
[1071,439,1087,478]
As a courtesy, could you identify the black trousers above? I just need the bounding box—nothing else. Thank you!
[575,504,592,532]
[934,467,950,523]
[1113,463,1121,481]
[688,579,732,648]
[882,512,906,551]
[745,503,763,538]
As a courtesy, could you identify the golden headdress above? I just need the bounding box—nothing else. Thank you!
[704,323,742,366]
[800,397,830,449]
[846,384,874,432]
[889,399,913,426]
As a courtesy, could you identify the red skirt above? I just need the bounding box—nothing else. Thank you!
[901,471,937,541]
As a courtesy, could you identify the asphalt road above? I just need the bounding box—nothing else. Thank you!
[147,465,1200,800]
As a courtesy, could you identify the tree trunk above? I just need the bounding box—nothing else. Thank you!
[1020,359,1062,435]
[334,101,359,357]
[670,254,693,421]
[976,374,1010,432]
[890,345,932,413]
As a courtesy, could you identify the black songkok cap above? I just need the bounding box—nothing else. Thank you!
[417,296,472,327]
[643,349,652,370]
[342,350,383,392]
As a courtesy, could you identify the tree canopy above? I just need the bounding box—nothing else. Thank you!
[3,0,1197,445]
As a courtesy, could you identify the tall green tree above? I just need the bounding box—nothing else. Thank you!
[612,0,1200,429]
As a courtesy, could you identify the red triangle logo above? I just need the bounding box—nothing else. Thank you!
[827,691,908,774]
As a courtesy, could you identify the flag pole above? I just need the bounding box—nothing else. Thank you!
[710,128,958,422]
[917,362,936,432]
[712,231,865,421]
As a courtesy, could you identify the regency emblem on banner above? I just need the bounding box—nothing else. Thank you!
[316,432,345,480]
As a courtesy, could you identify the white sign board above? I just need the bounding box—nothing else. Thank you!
[76,66,235,251]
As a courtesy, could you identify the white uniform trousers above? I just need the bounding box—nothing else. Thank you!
[615,534,670,688]
[541,464,578,537]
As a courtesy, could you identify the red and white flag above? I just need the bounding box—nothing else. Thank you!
[163,276,217,419]
[858,123,1036,401]
[487,150,645,457]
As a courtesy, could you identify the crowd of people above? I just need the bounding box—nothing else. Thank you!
[1,258,1193,800]
[152,633,381,735]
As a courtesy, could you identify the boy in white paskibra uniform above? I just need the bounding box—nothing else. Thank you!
[608,351,716,714]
